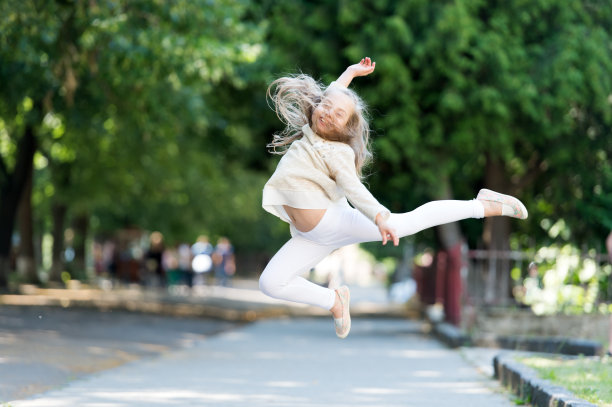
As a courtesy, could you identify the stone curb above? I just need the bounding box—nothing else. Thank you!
[432,322,472,348]
[432,322,602,356]
[493,352,598,407]
[0,287,413,322]
[495,336,602,356]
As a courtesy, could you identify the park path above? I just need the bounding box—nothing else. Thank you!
[10,317,513,407]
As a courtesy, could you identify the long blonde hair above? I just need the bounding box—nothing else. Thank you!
[266,74,372,177]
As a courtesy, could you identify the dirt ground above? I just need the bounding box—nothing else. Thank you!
[0,305,240,402]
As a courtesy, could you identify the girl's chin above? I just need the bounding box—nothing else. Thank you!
[316,126,329,137]
[314,120,342,140]
[314,122,326,134]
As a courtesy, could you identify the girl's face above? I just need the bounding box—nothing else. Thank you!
[312,89,355,140]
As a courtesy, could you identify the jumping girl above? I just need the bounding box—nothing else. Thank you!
[259,57,527,339]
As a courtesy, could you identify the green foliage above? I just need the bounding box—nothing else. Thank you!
[340,1,612,246]
[1,0,272,250]
[514,244,610,315]
[255,0,612,251]
[1,0,612,268]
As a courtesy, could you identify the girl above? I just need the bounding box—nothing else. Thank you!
[260,57,527,339]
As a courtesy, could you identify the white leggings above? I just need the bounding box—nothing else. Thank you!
[259,199,484,310]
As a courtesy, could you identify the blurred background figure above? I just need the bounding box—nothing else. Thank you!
[177,243,193,287]
[212,237,235,287]
[145,231,165,288]
[191,236,213,287]
[191,235,213,257]
[162,246,179,287]
[102,241,117,281]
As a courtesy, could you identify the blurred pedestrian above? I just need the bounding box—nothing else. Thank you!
[177,243,193,287]
[212,237,235,287]
[145,231,165,287]
[259,57,528,339]
[191,235,214,286]
[191,235,213,257]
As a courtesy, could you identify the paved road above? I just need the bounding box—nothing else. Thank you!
[9,317,514,407]
[0,305,238,402]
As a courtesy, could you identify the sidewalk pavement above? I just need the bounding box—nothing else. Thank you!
[4,281,515,406]
[9,318,514,407]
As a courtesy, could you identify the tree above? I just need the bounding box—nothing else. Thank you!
[329,0,612,246]
[0,0,264,285]
[333,0,612,303]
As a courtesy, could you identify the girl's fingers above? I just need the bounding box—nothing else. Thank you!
[383,228,398,246]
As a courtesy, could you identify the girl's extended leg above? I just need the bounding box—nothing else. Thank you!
[391,199,484,238]
[339,199,485,246]
[259,236,337,310]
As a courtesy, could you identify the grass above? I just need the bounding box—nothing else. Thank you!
[520,355,612,406]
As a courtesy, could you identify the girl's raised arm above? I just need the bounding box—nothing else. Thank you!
[335,57,376,87]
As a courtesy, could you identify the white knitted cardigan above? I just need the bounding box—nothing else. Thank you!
[262,124,390,224]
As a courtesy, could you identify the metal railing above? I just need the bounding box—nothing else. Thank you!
[463,248,611,307]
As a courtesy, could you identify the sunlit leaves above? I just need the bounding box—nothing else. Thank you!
[0,120,16,171]
[1,0,266,248]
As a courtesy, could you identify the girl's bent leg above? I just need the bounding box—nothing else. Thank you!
[259,237,337,310]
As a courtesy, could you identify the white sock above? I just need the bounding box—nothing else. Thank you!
[473,199,485,219]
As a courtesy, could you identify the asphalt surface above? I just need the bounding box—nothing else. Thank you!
[6,316,514,407]
[1,281,516,406]
[0,305,238,402]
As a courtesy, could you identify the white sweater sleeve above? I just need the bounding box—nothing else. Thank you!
[326,145,390,223]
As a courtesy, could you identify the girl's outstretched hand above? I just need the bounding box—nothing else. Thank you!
[375,213,398,246]
[336,57,376,87]
[349,57,376,77]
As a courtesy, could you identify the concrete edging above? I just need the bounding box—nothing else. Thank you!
[493,352,598,407]
[432,322,471,348]
[494,336,602,356]
[432,322,602,356]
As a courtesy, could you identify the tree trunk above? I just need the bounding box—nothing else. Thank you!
[72,213,89,281]
[48,161,72,283]
[433,177,464,249]
[0,125,37,289]
[34,226,43,276]
[49,203,67,283]
[433,177,465,325]
[16,156,39,284]
[483,156,512,305]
